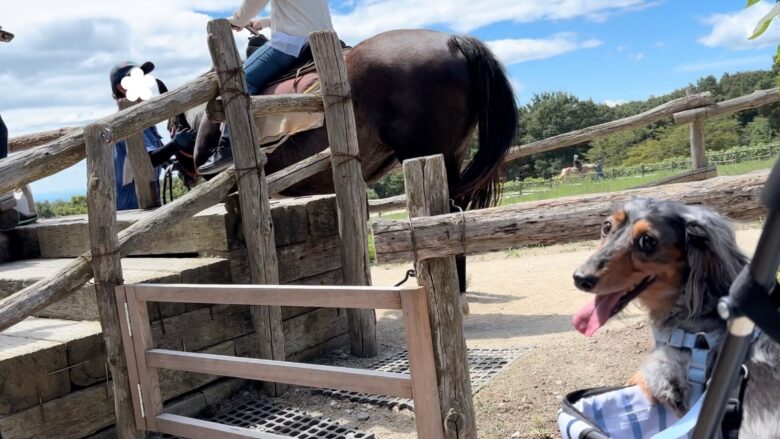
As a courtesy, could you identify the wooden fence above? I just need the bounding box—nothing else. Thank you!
[116,283,444,439]
[0,21,409,437]
[363,86,780,211]
[371,170,769,264]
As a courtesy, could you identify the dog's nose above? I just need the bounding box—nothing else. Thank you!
[573,271,599,292]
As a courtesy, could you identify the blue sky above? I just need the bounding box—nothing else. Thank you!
[1,0,778,199]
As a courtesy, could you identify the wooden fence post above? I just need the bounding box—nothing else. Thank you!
[117,98,159,209]
[207,19,286,396]
[404,155,476,438]
[686,88,707,169]
[309,31,377,358]
[84,122,143,438]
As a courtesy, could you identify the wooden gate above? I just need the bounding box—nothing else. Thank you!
[115,284,444,438]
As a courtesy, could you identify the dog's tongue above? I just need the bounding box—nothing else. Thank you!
[572,293,624,336]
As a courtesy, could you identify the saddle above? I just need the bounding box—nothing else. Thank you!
[252,40,351,151]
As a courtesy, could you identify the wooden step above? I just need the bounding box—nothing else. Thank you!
[2,194,338,259]
[0,257,231,320]
[0,317,102,416]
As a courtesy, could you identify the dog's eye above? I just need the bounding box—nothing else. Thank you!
[638,234,657,254]
[601,221,612,236]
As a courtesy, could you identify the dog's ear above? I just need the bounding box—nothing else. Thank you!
[683,207,747,317]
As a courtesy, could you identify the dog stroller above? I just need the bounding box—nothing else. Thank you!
[559,159,780,439]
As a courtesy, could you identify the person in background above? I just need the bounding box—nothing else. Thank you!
[0,27,38,229]
[198,0,335,175]
[109,61,165,210]
[573,154,583,172]
[0,115,7,160]
[109,61,197,210]
[594,160,605,180]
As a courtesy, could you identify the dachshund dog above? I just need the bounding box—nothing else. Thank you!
[572,198,780,437]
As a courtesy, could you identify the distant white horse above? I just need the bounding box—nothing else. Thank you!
[558,163,596,180]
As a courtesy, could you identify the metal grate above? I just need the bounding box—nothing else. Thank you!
[152,398,373,439]
[316,347,529,410]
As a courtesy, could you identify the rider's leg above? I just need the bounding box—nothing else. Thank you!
[198,45,300,175]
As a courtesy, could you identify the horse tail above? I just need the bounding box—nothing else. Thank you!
[449,35,518,209]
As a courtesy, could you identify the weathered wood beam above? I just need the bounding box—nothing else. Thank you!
[0,73,220,196]
[369,194,407,214]
[372,171,769,263]
[504,92,713,162]
[206,94,324,122]
[311,30,377,358]
[84,123,142,438]
[268,148,331,194]
[208,19,286,396]
[403,155,476,438]
[674,87,780,125]
[9,127,76,153]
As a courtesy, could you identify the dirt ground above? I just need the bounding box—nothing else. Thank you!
[261,223,763,439]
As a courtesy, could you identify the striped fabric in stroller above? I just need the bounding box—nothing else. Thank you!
[558,386,681,439]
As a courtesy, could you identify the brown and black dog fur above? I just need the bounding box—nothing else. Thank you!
[572,198,780,437]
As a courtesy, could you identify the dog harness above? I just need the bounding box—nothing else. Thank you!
[652,328,722,407]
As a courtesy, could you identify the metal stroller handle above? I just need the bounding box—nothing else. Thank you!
[693,159,780,438]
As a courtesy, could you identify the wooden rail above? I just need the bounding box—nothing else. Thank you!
[132,284,404,309]
[371,170,769,263]
[116,283,445,439]
[0,73,219,196]
[369,194,407,214]
[504,92,713,162]
[206,94,324,122]
[674,87,780,125]
[8,127,76,153]
[366,86,779,212]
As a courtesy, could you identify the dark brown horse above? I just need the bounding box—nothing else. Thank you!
[175,29,518,293]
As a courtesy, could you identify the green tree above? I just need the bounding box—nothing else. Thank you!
[586,128,649,166]
[622,116,743,166]
[514,92,613,178]
[370,170,405,198]
[743,116,774,145]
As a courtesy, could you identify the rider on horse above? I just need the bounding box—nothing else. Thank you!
[198,0,335,175]
[573,154,583,172]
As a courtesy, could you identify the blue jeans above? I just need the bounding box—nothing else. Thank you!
[222,44,300,142]
[244,44,300,95]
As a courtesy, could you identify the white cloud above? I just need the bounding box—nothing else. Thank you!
[332,0,655,43]
[602,99,627,107]
[675,55,771,73]
[0,0,241,135]
[487,33,602,65]
[0,0,651,137]
[631,52,644,61]
[699,1,780,49]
